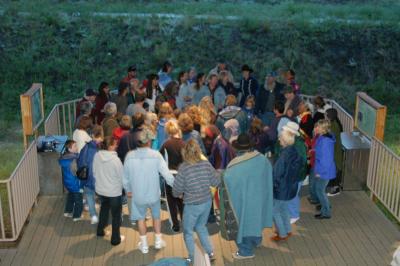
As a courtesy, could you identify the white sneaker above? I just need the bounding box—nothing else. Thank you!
[290,217,299,224]
[91,215,99,224]
[138,241,149,254]
[73,217,82,222]
[155,239,166,249]
[64,213,73,218]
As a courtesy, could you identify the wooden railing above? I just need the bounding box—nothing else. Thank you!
[367,137,400,221]
[44,99,80,137]
[300,94,354,132]
[0,141,39,241]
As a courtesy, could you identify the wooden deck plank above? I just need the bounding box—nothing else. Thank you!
[9,197,48,266]
[17,197,55,266]
[0,248,17,266]
[2,192,399,266]
[41,197,70,265]
[337,194,386,265]
[31,196,64,266]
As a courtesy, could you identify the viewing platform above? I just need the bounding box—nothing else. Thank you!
[1,92,399,265]
[1,190,399,265]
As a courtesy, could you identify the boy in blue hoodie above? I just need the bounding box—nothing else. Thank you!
[59,140,83,221]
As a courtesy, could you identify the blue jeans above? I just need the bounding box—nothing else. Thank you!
[84,187,97,217]
[237,236,262,256]
[273,199,291,237]
[183,200,213,260]
[315,178,331,217]
[308,169,319,203]
[288,181,302,219]
[65,192,83,218]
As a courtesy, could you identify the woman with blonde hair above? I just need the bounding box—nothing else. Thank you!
[186,105,204,133]
[159,120,185,232]
[156,102,175,149]
[173,139,220,263]
[145,112,159,149]
[313,119,336,219]
[178,113,206,155]
[199,96,217,125]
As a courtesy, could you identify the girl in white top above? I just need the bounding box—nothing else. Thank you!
[72,116,92,152]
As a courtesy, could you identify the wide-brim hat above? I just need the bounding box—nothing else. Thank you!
[282,121,300,136]
[232,133,254,150]
[241,64,253,73]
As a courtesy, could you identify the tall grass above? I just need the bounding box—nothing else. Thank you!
[1,1,400,24]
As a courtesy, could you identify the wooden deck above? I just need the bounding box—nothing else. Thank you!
[1,191,399,266]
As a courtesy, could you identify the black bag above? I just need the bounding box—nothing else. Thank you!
[76,143,89,181]
[76,166,88,180]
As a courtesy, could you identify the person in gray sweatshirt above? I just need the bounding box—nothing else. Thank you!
[93,136,124,246]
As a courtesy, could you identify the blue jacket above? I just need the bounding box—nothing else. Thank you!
[315,134,337,180]
[77,140,99,190]
[59,152,81,193]
[156,118,168,150]
[273,145,303,201]
[193,85,211,105]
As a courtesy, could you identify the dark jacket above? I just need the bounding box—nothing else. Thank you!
[286,95,302,117]
[59,152,81,193]
[77,141,99,190]
[216,106,248,135]
[93,94,110,124]
[182,130,206,155]
[218,81,237,96]
[255,82,285,114]
[238,76,259,106]
[117,128,142,162]
[331,120,343,171]
[273,145,303,200]
[209,136,236,169]
[315,133,336,180]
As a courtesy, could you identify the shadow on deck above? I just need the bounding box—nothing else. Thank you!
[0,191,399,266]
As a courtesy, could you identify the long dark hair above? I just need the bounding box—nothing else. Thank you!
[98,81,109,99]
[195,73,205,91]
[118,82,130,96]
[146,73,160,99]
[162,61,172,73]
[178,71,187,86]
[326,108,343,132]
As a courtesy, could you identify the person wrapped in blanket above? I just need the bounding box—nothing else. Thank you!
[219,133,273,260]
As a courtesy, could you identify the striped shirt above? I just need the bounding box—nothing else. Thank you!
[173,160,221,205]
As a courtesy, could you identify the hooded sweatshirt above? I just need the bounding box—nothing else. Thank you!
[59,152,81,193]
[93,150,124,197]
[216,106,248,135]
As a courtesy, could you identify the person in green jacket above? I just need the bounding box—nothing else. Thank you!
[326,108,344,196]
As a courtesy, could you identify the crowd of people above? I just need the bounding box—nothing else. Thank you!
[59,61,344,263]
